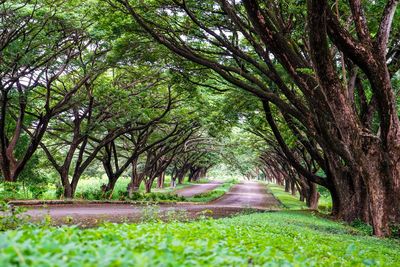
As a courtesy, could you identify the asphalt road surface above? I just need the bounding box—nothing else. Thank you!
[23,181,280,226]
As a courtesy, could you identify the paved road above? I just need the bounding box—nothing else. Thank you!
[23,181,280,226]
[175,180,222,197]
[211,182,279,209]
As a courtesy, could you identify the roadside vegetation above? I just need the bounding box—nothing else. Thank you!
[1,212,399,266]
[267,184,332,212]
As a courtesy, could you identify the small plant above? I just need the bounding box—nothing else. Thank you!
[63,216,74,224]
[390,223,400,238]
[350,219,373,236]
[42,214,53,226]
[0,202,27,231]
[165,209,189,222]
[196,209,213,220]
[140,204,161,222]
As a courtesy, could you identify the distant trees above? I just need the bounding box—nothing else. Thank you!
[0,1,220,199]
[114,0,400,236]
[0,1,105,183]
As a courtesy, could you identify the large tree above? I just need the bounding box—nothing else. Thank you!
[0,1,105,183]
[113,0,400,236]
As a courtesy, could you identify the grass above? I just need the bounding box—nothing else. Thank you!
[185,179,237,202]
[267,184,308,209]
[1,211,399,266]
[267,184,333,212]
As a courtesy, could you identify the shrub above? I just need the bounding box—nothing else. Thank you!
[75,189,105,200]
[29,182,49,199]
[0,182,23,200]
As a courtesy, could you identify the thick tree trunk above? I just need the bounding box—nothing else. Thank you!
[357,144,400,236]
[327,164,370,224]
[177,171,185,184]
[290,179,296,195]
[59,169,74,199]
[284,179,290,192]
[103,176,118,198]
[145,180,152,193]
[157,172,165,188]
[306,181,319,210]
[63,184,74,199]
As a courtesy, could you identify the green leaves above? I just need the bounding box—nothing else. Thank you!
[0,212,398,266]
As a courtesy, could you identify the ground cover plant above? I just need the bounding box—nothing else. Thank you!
[0,212,398,266]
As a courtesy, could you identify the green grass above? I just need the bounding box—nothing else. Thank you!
[185,180,237,202]
[267,184,333,212]
[1,211,399,266]
[0,175,193,201]
[267,184,308,209]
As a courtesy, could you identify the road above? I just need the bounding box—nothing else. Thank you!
[210,182,279,209]
[23,181,280,226]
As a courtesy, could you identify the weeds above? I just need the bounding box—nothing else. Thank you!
[0,201,27,231]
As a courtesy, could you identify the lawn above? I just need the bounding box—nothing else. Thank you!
[267,184,332,212]
[267,184,308,209]
[0,211,398,266]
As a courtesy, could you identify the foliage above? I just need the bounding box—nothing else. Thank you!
[351,219,374,236]
[0,212,399,266]
[0,202,27,231]
[0,183,22,201]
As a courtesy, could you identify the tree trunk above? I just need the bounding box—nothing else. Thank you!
[306,181,319,210]
[284,179,290,192]
[157,172,165,188]
[327,163,370,224]
[145,180,152,193]
[290,179,296,195]
[103,176,118,198]
[59,169,74,199]
[177,171,185,184]
[63,184,74,199]
[357,145,400,236]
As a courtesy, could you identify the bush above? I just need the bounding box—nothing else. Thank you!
[0,182,23,200]
[55,185,64,199]
[390,223,400,238]
[75,189,105,200]
[29,183,49,199]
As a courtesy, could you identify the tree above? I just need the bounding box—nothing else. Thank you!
[0,1,104,183]
[113,0,400,236]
